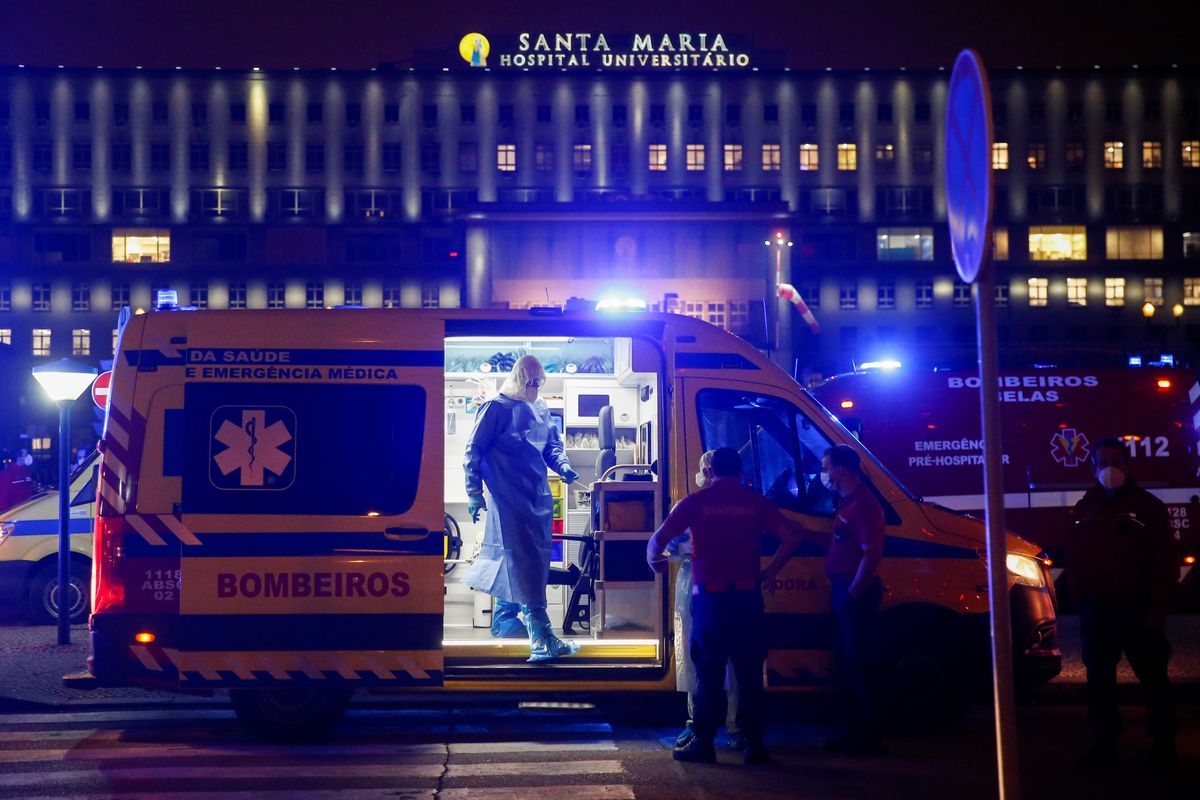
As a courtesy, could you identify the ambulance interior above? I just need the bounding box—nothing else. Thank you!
[441,335,665,674]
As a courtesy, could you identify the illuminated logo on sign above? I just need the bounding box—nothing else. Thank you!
[1050,428,1090,468]
[211,406,295,489]
[459,32,751,70]
[459,32,490,67]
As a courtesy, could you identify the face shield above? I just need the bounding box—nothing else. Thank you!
[500,355,547,404]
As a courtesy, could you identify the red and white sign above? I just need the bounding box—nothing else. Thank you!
[91,370,113,410]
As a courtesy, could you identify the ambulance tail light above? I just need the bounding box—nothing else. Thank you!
[91,515,126,615]
[1156,378,1171,390]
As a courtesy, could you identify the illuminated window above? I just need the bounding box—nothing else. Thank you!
[953,281,971,307]
[1186,278,1200,305]
[799,144,819,171]
[1143,141,1162,169]
[32,437,51,453]
[995,283,1009,307]
[0,285,9,311]
[32,282,50,312]
[915,280,933,308]
[573,144,592,173]
[877,281,895,310]
[723,144,743,172]
[535,143,554,172]
[422,284,440,309]
[876,228,934,261]
[839,285,858,310]
[1185,232,1200,260]
[875,143,895,168]
[1144,277,1164,306]
[111,283,129,311]
[686,144,705,171]
[72,329,90,356]
[229,282,247,310]
[1105,278,1125,307]
[836,143,857,171]
[1067,277,1088,307]
[112,229,170,263]
[648,144,667,172]
[1029,226,1087,261]
[1028,278,1048,307]
[761,144,781,171]
[267,281,285,309]
[1104,141,1124,169]
[0,329,10,345]
[305,281,323,309]
[343,282,362,306]
[991,142,1009,170]
[111,328,118,354]
[1027,143,1045,170]
[993,228,1009,261]
[72,283,90,312]
[1183,141,1200,168]
[1103,226,1162,260]
[32,328,50,356]
[496,144,516,172]
[382,282,402,309]
[191,284,208,309]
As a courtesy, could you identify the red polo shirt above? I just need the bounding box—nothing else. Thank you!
[826,483,885,582]
[658,477,791,585]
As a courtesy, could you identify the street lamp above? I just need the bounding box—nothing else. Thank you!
[1142,302,1156,318]
[32,358,97,645]
[765,231,794,366]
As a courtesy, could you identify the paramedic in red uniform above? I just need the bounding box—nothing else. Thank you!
[646,447,806,765]
[821,443,886,757]
[1069,437,1178,770]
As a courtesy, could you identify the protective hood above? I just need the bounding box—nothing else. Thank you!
[499,354,546,404]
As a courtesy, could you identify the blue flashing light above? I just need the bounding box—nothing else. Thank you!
[155,289,178,310]
[1128,355,1143,367]
[1160,354,1175,367]
[859,359,902,371]
[596,296,648,313]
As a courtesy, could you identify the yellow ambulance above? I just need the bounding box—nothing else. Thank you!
[66,306,1059,738]
[0,451,98,623]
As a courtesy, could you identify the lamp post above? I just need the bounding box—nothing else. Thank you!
[32,358,98,645]
[764,230,793,369]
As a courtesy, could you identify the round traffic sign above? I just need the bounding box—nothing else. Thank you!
[91,370,113,410]
[945,49,994,284]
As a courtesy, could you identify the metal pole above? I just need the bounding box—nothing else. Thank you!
[974,270,1020,799]
[57,401,71,646]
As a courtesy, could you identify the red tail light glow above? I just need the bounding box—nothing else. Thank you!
[92,516,126,615]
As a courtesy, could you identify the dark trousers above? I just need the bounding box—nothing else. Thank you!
[690,589,766,745]
[830,577,884,743]
[1079,599,1177,747]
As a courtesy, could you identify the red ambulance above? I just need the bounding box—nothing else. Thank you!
[813,366,1200,603]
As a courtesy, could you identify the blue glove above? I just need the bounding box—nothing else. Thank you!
[562,468,581,485]
[468,494,487,524]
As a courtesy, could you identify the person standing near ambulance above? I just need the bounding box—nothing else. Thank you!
[462,355,582,662]
[1069,437,1178,770]
[821,444,887,757]
[647,447,806,764]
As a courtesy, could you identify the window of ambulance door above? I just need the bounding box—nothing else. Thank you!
[696,388,835,515]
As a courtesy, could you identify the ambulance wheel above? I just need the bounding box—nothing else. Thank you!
[28,561,91,626]
[231,688,353,741]
[879,621,969,733]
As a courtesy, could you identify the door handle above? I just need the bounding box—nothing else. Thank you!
[384,527,432,541]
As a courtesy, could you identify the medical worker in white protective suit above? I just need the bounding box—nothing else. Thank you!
[462,355,582,662]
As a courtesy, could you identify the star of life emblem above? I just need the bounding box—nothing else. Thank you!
[1050,428,1090,468]
[211,407,295,489]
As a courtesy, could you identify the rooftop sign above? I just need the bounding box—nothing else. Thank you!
[458,32,752,70]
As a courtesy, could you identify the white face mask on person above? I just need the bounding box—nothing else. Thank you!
[820,471,834,490]
[1097,466,1126,491]
[695,471,707,488]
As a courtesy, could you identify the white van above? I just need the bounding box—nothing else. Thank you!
[66,307,1059,738]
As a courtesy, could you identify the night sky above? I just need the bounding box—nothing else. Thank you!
[0,0,1196,72]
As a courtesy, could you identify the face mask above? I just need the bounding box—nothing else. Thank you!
[695,471,707,488]
[820,471,834,490]
[1097,466,1126,491]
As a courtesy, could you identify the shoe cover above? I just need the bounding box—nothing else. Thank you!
[522,603,581,662]
[490,599,526,638]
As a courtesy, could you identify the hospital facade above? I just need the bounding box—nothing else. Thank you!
[1,46,1199,450]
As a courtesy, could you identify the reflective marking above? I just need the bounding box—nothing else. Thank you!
[160,514,201,545]
[129,645,162,672]
[0,742,446,763]
[925,487,1200,510]
[449,741,617,754]
[99,480,123,513]
[450,760,623,777]
[126,515,166,546]
[1190,382,1200,405]
[0,765,442,788]
[13,791,636,800]
[107,417,130,450]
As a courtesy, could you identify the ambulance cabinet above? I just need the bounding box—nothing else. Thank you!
[591,479,662,637]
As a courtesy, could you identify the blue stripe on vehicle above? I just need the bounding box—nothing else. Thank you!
[182,349,444,367]
[178,532,444,557]
[10,518,94,536]
[179,613,442,651]
[675,352,760,370]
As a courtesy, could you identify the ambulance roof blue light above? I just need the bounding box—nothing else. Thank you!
[596,296,647,313]
[859,359,902,371]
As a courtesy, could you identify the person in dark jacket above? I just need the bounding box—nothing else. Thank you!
[1068,437,1178,770]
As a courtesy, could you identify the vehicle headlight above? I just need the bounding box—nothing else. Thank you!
[0,522,13,546]
[1006,553,1046,588]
